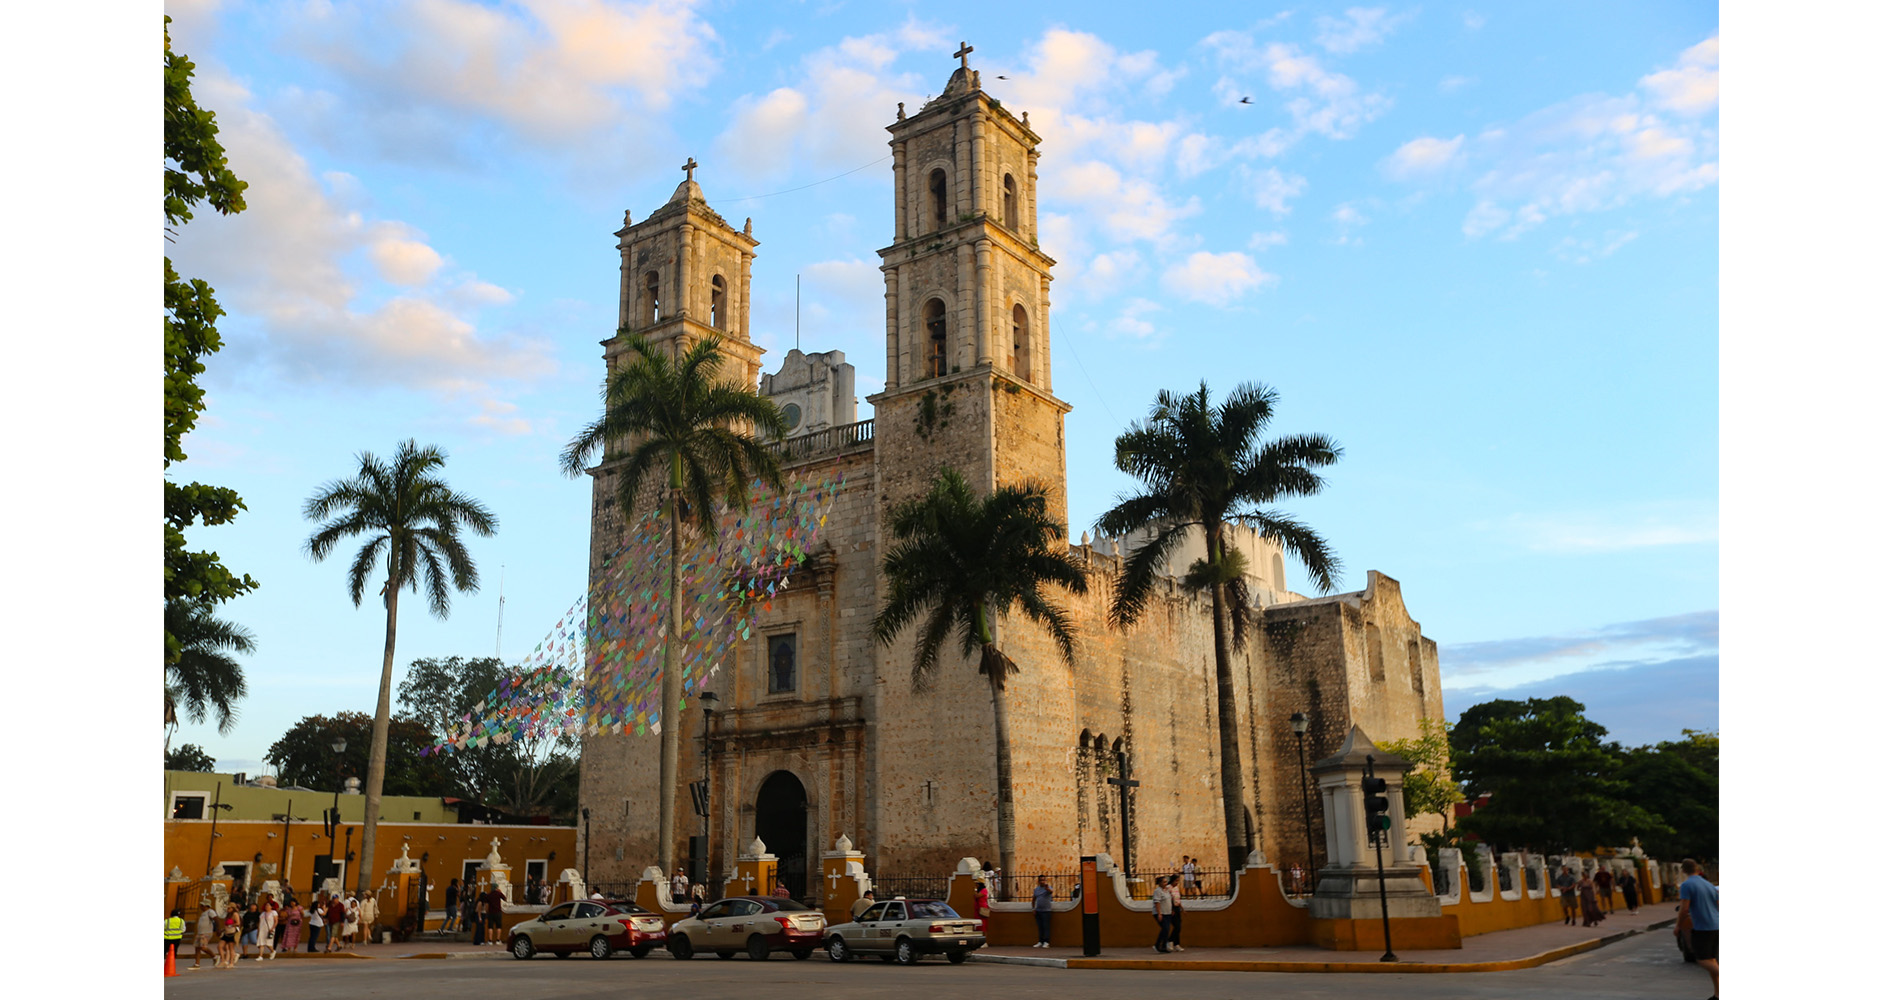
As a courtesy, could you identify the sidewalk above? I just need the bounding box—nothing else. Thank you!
[176,935,516,964]
[970,910,1677,973]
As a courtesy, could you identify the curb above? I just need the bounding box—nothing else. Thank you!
[395,951,512,960]
[966,953,1069,968]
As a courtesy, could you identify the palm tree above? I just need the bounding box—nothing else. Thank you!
[304,439,497,897]
[1093,382,1341,876]
[560,334,788,873]
[164,598,255,736]
[872,468,1087,881]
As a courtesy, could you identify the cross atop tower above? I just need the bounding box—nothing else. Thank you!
[953,41,973,71]
[682,156,698,182]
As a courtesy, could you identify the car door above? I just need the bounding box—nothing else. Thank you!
[856,902,896,953]
[535,903,576,949]
[569,902,610,948]
[689,900,732,949]
[727,899,765,945]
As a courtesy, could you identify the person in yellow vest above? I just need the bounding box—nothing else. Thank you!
[165,910,186,958]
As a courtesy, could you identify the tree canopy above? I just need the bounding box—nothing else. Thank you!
[398,656,579,821]
[1376,719,1464,833]
[263,712,455,798]
[166,743,217,772]
[1449,696,1668,854]
[1617,729,1719,860]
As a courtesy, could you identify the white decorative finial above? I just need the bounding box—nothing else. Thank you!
[834,833,854,853]
[748,835,768,857]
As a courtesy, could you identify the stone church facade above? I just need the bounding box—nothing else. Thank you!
[578,58,1444,897]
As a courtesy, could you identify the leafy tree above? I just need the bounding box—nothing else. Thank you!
[560,334,788,871]
[1377,718,1465,834]
[304,441,497,896]
[398,655,580,820]
[164,599,255,734]
[164,17,256,671]
[873,468,1087,881]
[166,743,217,772]
[1449,696,1668,854]
[263,712,455,798]
[1618,730,1718,860]
[1093,382,1341,872]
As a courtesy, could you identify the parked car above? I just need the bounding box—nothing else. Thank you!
[825,897,984,965]
[507,899,667,960]
[666,896,827,961]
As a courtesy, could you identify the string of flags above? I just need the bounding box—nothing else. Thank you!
[424,462,848,755]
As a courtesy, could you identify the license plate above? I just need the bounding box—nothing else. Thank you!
[957,939,968,945]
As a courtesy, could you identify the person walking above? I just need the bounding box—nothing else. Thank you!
[1185,857,1200,897]
[165,909,186,964]
[1150,875,1175,954]
[772,880,791,899]
[444,877,461,933]
[358,890,378,945]
[1032,875,1054,949]
[462,886,480,939]
[1554,866,1579,924]
[1167,874,1187,952]
[1578,873,1605,928]
[482,883,505,945]
[672,868,689,904]
[341,892,360,950]
[256,896,278,961]
[1676,858,1719,1000]
[974,878,992,937]
[239,899,261,959]
[1593,865,1616,914]
[1617,868,1640,915]
[470,885,489,946]
[281,898,305,955]
[190,905,217,969]
[307,892,326,952]
[218,901,241,968]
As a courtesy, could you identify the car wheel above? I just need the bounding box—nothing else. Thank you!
[895,938,918,965]
[791,949,812,961]
[826,937,852,963]
[509,936,535,960]
[589,936,613,960]
[746,934,772,961]
[668,935,694,960]
[946,950,969,965]
[631,945,652,959]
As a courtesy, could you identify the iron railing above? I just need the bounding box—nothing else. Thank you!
[1124,868,1234,898]
[868,874,952,900]
[987,872,1078,903]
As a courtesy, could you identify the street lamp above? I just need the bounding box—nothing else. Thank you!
[581,808,591,886]
[321,736,350,893]
[698,690,719,888]
[1290,712,1316,894]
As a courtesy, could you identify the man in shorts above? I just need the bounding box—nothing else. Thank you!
[1675,858,1718,999]
[1553,866,1579,925]
[190,906,217,969]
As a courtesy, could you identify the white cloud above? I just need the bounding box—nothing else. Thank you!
[1462,10,1486,30]
[1439,74,1476,93]
[1552,229,1639,264]
[1108,298,1163,338]
[1248,230,1289,250]
[1047,160,1201,244]
[1382,134,1465,178]
[1239,166,1307,215]
[1162,251,1275,306]
[1330,202,1371,243]
[1481,502,1717,554]
[1202,32,1391,144]
[366,223,445,285]
[1077,249,1145,301]
[1640,35,1719,115]
[1315,7,1406,54]
[469,398,533,436]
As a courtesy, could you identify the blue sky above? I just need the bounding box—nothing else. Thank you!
[155,1,1719,771]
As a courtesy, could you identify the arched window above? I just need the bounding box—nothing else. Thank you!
[1367,624,1386,684]
[1011,304,1031,381]
[1093,734,1107,754]
[643,271,660,325]
[710,274,727,331]
[924,298,947,378]
[1272,552,1286,592]
[1003,174,1018,231]
[1079,729,1094,750]
[928,168,948,231]
[1409,639,1425,695]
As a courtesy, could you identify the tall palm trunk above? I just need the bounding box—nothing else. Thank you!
[656,482,684,873]
[982,605,1017,884]
[1204,524,1250,877]
[356,576,399,897]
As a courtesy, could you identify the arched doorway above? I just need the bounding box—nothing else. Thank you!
[755,771,809,900]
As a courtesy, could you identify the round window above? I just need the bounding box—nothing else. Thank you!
[782,402,802,432]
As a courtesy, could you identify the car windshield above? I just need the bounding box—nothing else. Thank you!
[907,901,959,919]
[766,899,814,912]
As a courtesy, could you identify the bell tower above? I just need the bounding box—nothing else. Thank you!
[870,42,1070,518]
[609,157,765,385]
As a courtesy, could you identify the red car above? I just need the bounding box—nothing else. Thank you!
[508,899,668,959]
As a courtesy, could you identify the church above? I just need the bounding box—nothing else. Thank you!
[577,51,1446,898]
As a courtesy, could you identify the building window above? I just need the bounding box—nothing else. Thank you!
[1409,639,1425,695]
[644,271,661,325]
[924,299,947,378]
[1367,624,1386,684]
[1272,552,1286,592]
[929,169,948,230]
[171,795,206,820]
[768,633,797,694]
[1011,304,1031,380]
[1003,174,1018,231]
[710,274,727,330]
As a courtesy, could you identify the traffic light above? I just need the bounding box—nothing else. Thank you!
[1361,774,1391,840]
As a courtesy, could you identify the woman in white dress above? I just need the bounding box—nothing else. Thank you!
[255,897,279,961]
[342,894,361,950]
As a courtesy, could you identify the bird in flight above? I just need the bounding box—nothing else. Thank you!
[996,74,1009,80]
[1239,96,1254,104]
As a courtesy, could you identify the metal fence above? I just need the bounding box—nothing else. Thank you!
[868,874,951,901]
[1124,868,1234,898]
[984,872,1081,903]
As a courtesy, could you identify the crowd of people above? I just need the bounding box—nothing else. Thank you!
[1552,860,1645,928]
[179,886,381,969]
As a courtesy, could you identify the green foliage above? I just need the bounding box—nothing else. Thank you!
[1617,729,1719,860]
[1449,696,1669,853]
[264,712,455,797]
[1376,719,1465,832]
[872,467,1087,686]
[166,743,217,772]
[164,599,256,734]
[164,18,256,675]
[398,656,580,821]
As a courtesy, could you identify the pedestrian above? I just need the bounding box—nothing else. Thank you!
[462,887,480,938]
[190,905,217,969]
[239,899,261,959]
[1554,866,1579,925]
[256,896,278,961]
[342,892,361,950]
[358,891,378,945]
[483,882,506,945]
[471,885,489,946]
[851,889,876,920]
[691,881,707,907]
[1578,874,1605,928]
[1617,868,1640,915]
[1184,857,1199,896]
[326,892,347,952]
[672,868,689,904]
[974,878,992,936]
[218,901,241,968]
[1675,857,1718,1000]
[772,880,791,898]
[307,892,326,952]
[1032,875,1054,949]
[281,898,305,954]
[444,877,461,932]
[1593,865,1616,914]
[1150,874,1174,954]
[1167,874,1187,952]
[165,908,186,963]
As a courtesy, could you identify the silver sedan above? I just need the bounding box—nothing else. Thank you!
[826,898,984,965]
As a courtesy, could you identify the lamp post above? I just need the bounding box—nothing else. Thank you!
[581,808,591,886]
[1290,712,1316,894]
[321,735,350,893]
[698,690,719,887]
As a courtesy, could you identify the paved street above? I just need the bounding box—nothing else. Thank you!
[164,927,1709,999]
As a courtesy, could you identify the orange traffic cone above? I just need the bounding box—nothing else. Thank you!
[165,944,178,977]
